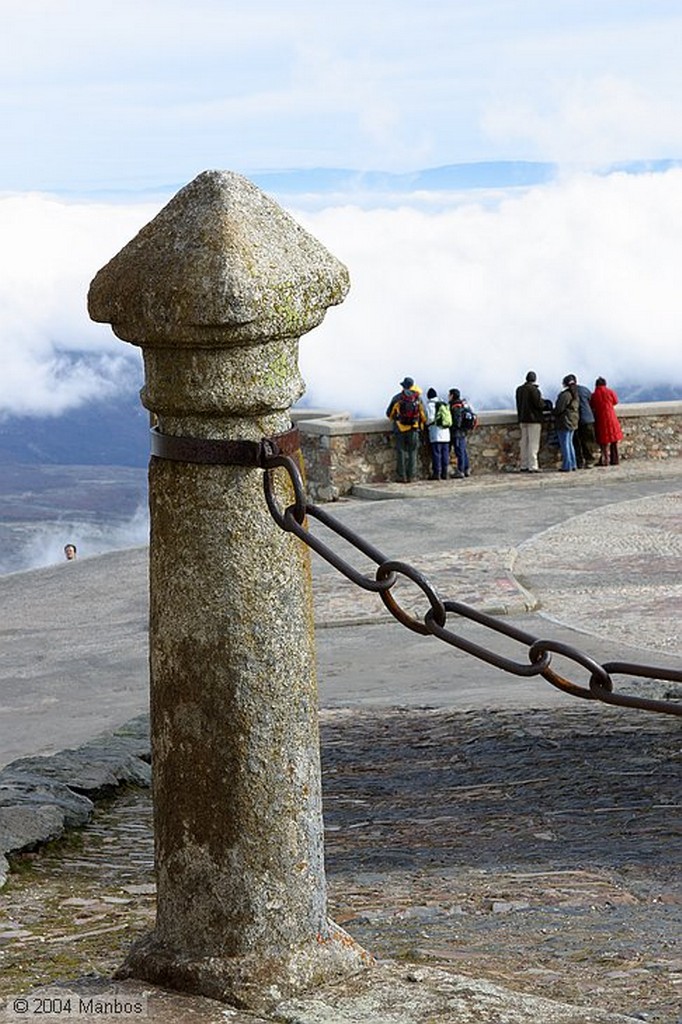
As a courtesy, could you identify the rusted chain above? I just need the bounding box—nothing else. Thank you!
[263,451,682,718]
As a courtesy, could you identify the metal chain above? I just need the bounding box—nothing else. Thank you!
[263,452,682,718]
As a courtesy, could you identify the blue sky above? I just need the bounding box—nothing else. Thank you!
[2,0,682,191]
[0,1,681,420]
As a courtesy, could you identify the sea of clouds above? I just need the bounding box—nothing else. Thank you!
[1,167,681,423]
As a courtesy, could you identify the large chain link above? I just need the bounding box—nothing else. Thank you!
[263,453,682,718]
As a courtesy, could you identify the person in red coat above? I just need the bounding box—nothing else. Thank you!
[590,377,623,466]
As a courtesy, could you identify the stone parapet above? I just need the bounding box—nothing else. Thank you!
[295,401,682,501]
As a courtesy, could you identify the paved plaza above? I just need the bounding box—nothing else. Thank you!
[0,458,680,768]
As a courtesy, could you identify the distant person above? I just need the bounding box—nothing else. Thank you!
[515,371,545,472]
[554,375,580,471]
[64,543,77,561]
[567,374,597,468]
[425,388,452,480]
[386,376,424,430]
[386,376,426,483]
[590,377,623,466]
[448,388,476,478]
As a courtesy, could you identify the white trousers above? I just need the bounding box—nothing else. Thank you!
[520,422,542,471]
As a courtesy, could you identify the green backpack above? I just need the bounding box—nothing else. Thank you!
[434,400,452,429]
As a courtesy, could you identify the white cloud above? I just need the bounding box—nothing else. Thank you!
[483,77,682,165]
[0,193,158,415]
[294,169,682,413]
[0,170,680,422]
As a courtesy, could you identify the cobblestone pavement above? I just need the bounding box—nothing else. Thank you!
[1,705,680,1022]
[313,490,682,650]
[314,462,682,657]
[314,545,537,626]
[515,491,682,655]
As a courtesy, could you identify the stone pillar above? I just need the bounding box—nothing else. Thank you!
[88,171,368,1010]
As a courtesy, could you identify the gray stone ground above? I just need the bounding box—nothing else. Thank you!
[0,458,680,1023]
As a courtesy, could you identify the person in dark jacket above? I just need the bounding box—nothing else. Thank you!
[590,377,623,466]
[515,371,545,472]
[554,375,580,471]
[567,374,597,468]
[448,387,471,478]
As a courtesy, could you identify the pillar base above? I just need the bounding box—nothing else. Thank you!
[115,921,373,1013]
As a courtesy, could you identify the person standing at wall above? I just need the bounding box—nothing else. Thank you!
[568,374,597,468]
[515,371,545,472]
[448,387,475,478]
[590,376,623,466]
[425,387,452,480]
[387,376,426,483]
[554,375,580,471]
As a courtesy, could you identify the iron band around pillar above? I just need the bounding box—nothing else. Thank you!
[150,425,300,467]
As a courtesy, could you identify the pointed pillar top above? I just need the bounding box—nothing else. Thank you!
[88,170,349,348]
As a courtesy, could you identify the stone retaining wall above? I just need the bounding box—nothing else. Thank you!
[295,402,682,501]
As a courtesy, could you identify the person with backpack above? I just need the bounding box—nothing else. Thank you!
[448,387,476,478]
[425,387,452,480]
[387,376,426,483]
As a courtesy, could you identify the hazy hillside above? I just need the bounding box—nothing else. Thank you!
[0,394,149,467]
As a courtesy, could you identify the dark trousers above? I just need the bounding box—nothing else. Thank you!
[430,441,450,479]
[452,432,469,475]
[599,442,620,466]
[396,429,420,480]
[573,422,596,467]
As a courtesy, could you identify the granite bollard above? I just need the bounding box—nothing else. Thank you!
[88,170,369,1010]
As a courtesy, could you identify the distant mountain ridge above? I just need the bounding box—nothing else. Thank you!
[249,161,559,195]
[62,159,682,205]
[249,160,682,206]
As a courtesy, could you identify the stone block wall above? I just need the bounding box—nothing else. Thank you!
[295,402,682,502]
